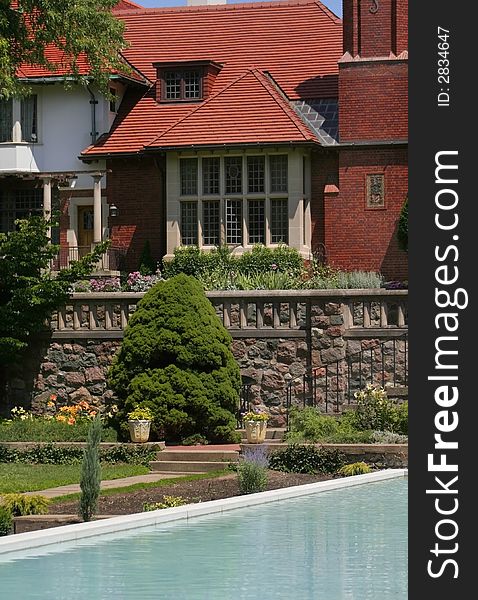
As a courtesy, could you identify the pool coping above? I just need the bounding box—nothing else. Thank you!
[0,469,407,556]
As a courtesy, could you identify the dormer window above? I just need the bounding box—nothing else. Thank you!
[164,69,202,101]
[154,60,222,104]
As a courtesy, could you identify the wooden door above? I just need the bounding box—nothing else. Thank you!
[77,205,94,257]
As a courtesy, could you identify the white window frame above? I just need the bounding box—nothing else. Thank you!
[0,95,40,144]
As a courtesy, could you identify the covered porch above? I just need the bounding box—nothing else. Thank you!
[0,170,123,272]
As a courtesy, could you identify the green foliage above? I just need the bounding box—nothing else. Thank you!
[371,431,408,444]
[237,461,268,494]
[397,198,408,252]
[285,407,373,444]
[350,385,408,435]
[0,418,118,442]
[0,442,158,465]
[109,274,241,443]
[0,1,127,98]
[163,244,303,279]
[127,406,154,421]
[143,496,188,511]
[79,415,102,522]
[0,493,50,516]
[0,506,13,536]
[338,462,372,476]
[181,434,209,446]
[268,444,345,475]
[0,215,109,365]
[139,241,156,275]
[335,271,384,289]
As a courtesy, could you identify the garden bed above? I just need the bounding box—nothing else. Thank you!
[49,471,334,516]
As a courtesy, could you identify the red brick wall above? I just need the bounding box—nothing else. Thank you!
[342,0,408,57]
[339,60,408,141]
[106,156,165,271]
[325,147,408,280]
[311,150,339,252]
[396,0,408,55]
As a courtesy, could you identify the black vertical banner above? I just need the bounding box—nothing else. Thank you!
[409,1,476,597]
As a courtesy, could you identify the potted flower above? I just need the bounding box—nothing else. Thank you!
[127,406,154,443]
[243,411,269,444]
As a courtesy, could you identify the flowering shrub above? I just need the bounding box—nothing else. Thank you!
[126,271,162,292]
[242,411,269,422]
[90,277,121,292]
[352,385,408,434]
[143,496,188,511]
[10,406,34,421]
[46,394,98,426]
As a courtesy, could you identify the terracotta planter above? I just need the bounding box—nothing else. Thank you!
[244,420,267,444]
[128,420,151,443]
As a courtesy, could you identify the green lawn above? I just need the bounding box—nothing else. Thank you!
[0,463,149,494]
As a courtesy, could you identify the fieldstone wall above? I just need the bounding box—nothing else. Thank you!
[2,291,407,427]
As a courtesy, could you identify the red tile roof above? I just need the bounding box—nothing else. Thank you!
[148,69,317,149]
[118,0,342,99]
[83,0,342,156]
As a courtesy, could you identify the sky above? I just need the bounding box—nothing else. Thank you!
[135,0,342,18]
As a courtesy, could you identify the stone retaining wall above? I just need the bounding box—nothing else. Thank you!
[2,290,407,426]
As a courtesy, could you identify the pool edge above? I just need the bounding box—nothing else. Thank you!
[0,469,407,556]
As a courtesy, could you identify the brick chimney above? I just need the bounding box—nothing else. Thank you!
[343,0,408,58]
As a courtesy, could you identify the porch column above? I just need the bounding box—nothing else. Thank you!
[43,176,52,240]
[92,174,103,244]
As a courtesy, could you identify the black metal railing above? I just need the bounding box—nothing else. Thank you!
[51,245,127,271]
[285,332,408,427]
[237,382,252,428]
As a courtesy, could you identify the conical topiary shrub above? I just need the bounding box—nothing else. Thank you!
[109,274,241,442]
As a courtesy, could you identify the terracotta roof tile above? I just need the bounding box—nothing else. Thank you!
[147,69,317,149]
[83,0,342,156]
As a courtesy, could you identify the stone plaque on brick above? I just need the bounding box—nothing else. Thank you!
[366,174,385,208]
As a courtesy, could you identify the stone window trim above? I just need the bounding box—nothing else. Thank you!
[168,149,312,259]
[177,153,290,249]
[365,172,386,210]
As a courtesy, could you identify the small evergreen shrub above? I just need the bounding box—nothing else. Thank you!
[0,506,13,536]
[0,494,50,516]
[338,462,372,476]
[109,274,241,443]
[79,415,102,522]
[181,434,209,446]
[237,446,269,494]
[269,444,344,474]
[143,496,188,511]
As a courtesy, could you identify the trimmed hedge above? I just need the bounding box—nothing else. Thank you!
[109,274,241,443]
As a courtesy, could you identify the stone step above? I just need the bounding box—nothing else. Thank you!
[237,427,286,441]
[150,460,230,473]
[154,450,239,462]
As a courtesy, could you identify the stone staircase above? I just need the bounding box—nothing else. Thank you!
[237,427,286,443]
[149,449,239,474]
[148,429,286,474]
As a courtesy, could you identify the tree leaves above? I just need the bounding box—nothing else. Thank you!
[0,1,127,98]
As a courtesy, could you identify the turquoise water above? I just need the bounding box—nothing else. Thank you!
[0,479,407,599]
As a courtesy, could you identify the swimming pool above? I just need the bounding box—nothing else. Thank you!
[0,477,407,599]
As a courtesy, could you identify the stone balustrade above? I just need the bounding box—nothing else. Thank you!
[51,289,408,339]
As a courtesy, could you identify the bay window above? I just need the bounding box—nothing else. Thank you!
[177,153,291,248]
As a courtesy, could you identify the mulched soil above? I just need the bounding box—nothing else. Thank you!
[50,471,336,516]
